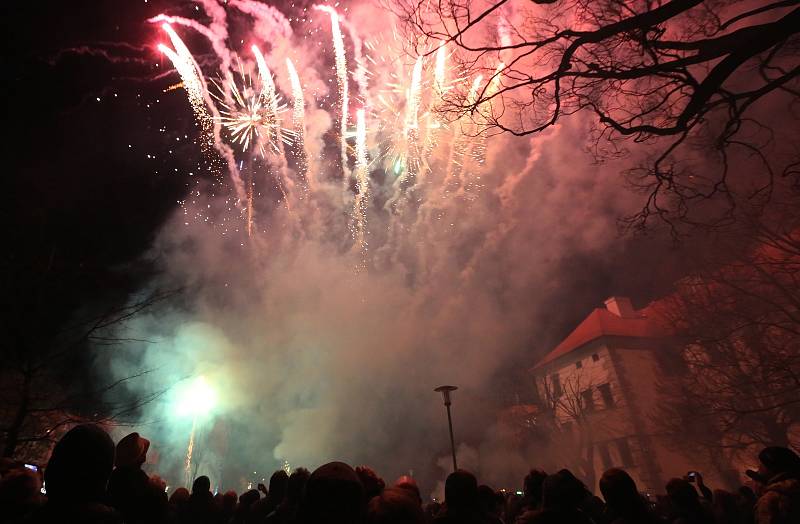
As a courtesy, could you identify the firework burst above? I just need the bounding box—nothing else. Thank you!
[211,61,291,157]
[154,5,499,253]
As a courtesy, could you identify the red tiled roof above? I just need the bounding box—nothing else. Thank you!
[533,307,667,369]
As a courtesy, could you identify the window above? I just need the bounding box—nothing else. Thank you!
[598,442,613,469]
[550,374,562,397]
[616,438,634,467]
[581,389,594,412]
[599,383,614,408]
[575,360,582,369]
[592,353,600,362]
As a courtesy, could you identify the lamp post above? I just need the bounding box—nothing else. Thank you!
[434,385,458,471]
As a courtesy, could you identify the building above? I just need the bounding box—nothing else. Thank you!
[529,296,704,493]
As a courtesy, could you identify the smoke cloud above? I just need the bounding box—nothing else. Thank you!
[98,1,668,495]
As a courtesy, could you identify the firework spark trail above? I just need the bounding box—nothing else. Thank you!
[157,40,207,124]
[497,15,513,64]
[459,63,504,195]
[352,109,369,252]
[426,46,448,158]
[155,19,245,203]
[382,55,424,215]
[405,56,423,133]
[410,47,451,246]
[341,18,368,104]
[184,417,197,488]
[151,15,219,50]
[444,75,483,191]
[381,56,427,265]
[246,169,254,237]
[252,45,282,151]
[286,59,305,135]
[434,46,447,99]
[211,63,287,234]
[248,45,298,217]
[286,58,310,193]
[401,56,424,186]
[314,5,350,185]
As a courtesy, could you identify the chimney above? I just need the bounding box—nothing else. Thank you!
[604,296,636,318]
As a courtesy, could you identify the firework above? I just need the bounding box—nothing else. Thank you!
[158,24,208,125]
[352,109,369,251]
[286,58,309,193]
[184,417,197,487]
[155,7,497,252]
[434,47,447,99]
[286,58,305,134]
[314,5,350,182]
[210,59,286,157]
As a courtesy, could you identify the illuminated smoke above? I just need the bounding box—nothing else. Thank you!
[122,4,640,495]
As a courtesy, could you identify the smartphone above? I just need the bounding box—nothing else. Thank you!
[24,464,38,472]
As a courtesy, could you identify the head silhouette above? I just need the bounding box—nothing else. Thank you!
[366,487,426,524]
[191,475,211,495]
[44,424,115,505]
[542,469,586,511]
[666,478,700,510]
[444,469,478,511]
[269,469,289,504]
[303,461,365,523]
[758,446,800,480]
[600,468,645,516]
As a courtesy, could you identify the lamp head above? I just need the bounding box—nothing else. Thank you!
[434,385,458,405]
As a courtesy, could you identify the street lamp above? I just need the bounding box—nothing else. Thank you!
[434,385,458,471]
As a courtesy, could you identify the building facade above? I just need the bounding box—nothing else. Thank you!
[529,296,707,493]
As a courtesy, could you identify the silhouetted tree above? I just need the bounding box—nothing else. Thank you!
[536,369,609,488]
[0,288,174,461]
[392,0,800,231]
[655,206,800,476]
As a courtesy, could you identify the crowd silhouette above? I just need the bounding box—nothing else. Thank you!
[1,424,798,523]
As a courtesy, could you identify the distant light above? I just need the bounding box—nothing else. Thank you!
[174,376,217,418]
